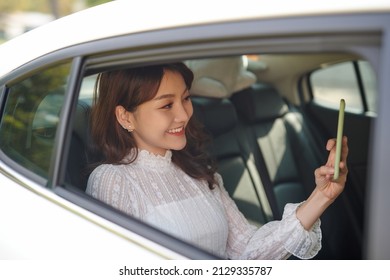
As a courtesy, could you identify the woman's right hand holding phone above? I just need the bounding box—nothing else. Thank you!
[296,136,349,231]
[315,136,349,202]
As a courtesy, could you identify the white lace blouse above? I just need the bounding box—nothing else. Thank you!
[86,150,321,259]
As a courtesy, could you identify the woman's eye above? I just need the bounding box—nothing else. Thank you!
[184,95,191,101]
[162,103,173,109]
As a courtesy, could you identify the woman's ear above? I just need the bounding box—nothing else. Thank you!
[115,105,134,132]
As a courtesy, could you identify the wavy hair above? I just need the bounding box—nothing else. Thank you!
[90,63,217,188]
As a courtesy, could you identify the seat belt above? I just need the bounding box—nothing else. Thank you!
[239,122,282,220]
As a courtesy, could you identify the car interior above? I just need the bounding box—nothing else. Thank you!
[64,53,373,259]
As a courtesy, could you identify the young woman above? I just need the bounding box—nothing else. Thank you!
[86,62,349,260]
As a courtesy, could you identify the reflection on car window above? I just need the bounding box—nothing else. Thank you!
[0,62,71,178]
[310,60,377,113]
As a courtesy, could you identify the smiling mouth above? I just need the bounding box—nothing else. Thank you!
[167,126,185,134]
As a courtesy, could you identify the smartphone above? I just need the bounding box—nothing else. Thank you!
[333,99,345,180]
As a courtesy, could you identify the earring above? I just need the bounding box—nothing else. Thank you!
[122,124,133,132]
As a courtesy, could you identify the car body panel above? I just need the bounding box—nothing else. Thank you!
[0,162,185,259]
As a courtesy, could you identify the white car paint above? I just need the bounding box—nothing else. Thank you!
[0,0,389,78]
[0,162,184,259]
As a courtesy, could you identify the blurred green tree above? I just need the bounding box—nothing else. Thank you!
[0,0,112,18]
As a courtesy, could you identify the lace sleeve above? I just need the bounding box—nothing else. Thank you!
[215,174,322,260]
[86,164,143,217]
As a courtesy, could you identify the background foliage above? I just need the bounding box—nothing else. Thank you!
[0,0,112,18]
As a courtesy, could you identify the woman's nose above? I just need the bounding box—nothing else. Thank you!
[174,102,192,122]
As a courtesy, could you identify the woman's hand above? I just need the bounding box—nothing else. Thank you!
[296,136,348,230]
[314,136,349,202]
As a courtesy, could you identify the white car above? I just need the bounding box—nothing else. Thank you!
[1,0,389,259]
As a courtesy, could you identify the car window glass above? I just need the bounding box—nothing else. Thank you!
[79,74,97,99]
[358,60,377,112]
[0,63,71,178]
[310,60,377,113]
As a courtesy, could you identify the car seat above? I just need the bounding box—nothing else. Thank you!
[187,56,273,226]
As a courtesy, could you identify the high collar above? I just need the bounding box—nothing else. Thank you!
[124,149,173,171]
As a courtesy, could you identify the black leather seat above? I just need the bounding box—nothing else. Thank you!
[231,84,323,217]
[66,99,96,191]
[192,96,273,226]
[231,83,361,259]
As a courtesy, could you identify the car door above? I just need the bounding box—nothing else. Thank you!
[56,13,390,260]
[0,60,192,259]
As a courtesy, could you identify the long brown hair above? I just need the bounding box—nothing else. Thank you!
[90,63,217,188]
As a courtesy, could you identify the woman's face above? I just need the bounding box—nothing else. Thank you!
[117,70,193,156]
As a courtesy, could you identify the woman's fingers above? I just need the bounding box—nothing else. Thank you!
[315,165,334,179]
[326,138,336,151]
[325,138,336,167]
[325,136,349,167]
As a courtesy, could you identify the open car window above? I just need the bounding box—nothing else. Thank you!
[61,53,376,260]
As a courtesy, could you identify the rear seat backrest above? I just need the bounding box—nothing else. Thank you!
[231,84,311,216]
[187,56,273,225]
[192,97,273,226]
[66,99,91,191]
[66,98,103,191]
[231,82,360,259]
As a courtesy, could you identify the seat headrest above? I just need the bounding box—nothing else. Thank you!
[186,56,257,98]
[231,83,289,122]
[192,97,238,137]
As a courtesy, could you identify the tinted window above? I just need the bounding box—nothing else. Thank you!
[0,63,71,178]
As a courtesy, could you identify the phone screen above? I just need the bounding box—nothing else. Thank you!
[333,99,345,180]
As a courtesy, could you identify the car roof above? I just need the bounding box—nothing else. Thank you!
[0,0,389,78]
